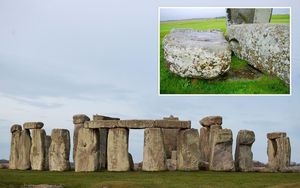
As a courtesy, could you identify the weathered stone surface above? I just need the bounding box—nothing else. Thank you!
[171,150,177,160]
[49,129,70,171]
[73,114,90,124]
[9,124,22,169]
[267,133,291,171]
[18,130,32,170]
[177,129,200,171]
[166,159,177,171]
[163,28,231,79]
[235,130,255,172]
[99,128,108,169]
[30,129,47,170]
[10,124,22,133]
[162,129,179,159]
[75,128,100,172]
[23,122,44,129]
[227,24,290,84]
[93,114,120,121]
[209,129,234,171]
[226,8,272,25]
[143,128,167,171]
[84,119,191,129]
[73,114,90,164]
[267,132,286,140]
[128,153,134,171]
[200,116,222,127]
[107,128,130,171]
[45,135,51,170]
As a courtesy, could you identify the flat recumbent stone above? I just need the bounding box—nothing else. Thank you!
[163,28,231,79]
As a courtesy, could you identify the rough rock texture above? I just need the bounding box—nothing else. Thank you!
[267,132,291,171]
[107,128,130,171]
[49,129,70,171]
[209,129,234,171]
[163,28,231,79]
[235,130,255,172]
[200,116,222,127]
[143,128,167,171]
[166,159,177,171]
[93,115,120,169]
[177,129,200,171]
[227,24,290,84]
[199,124,222,162]
[18,130,32,170]
[75,128,100,172]
[45,135,51,170]
[226,8,272,25]
[73,114,90,164]
[267,132,286,140]
[162,129,179,159]
[23,122,44,129]
[9,124,22,169]
[30,129,47,170]
[128,153,134,171]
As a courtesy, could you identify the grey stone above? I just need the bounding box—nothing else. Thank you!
[128,153,134,171]
[49,129,70,171]
[200,116,222,127]
[162,129,179,159]
[73,114,90,124]
[227,24,290,84]
[107,128,130,171]
[44,135,51,170]
[9,124,22,169]
[226,8,272,26]
[267,132,286,140]
[23,122,44,130]
[30,129,47,170]
[166,159,177,171]
[177,129,200,171]
[235,130,255,172]
[143,128,167,171]
[18,129,32,170]
[75,128,100,172]
[209,129,234,171]
[99,128,108,169]
[163,28,231,79]
[267,132,291,171]
[10,124,22,133]
[171,150,177,160]
[93,114,120,121]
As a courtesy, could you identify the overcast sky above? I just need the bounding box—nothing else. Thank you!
[0,0,299,164]
[160,8,290,21]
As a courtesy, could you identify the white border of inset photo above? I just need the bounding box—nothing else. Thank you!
[158,7,292,96]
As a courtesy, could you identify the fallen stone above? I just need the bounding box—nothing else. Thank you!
[18,129,32,170]
[75,128,100,172]
[235,130,255,172]
[267,132,287,140]
[280,166,300,173]
[10,124,22,133]
[209,129,234,171]
[227,24,290,84]
[200,116,222,127]
[0,163,9,169]
[30,129,47,170]
[163,28,231,79]
[73,114,90,164]
[49,129,70,171]
[143,128,167,171]
[9,124,22,169]
[177,129,200,171]
[107,128,130,171]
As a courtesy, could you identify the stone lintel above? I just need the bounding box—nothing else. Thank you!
[84,120,191,129]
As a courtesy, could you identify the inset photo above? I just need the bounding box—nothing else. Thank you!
[159,7,291,95]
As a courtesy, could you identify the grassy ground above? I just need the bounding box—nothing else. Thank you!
[159,14,290,94]
[0,169,300,188]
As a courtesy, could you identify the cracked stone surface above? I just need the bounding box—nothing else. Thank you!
[163,28,231,79]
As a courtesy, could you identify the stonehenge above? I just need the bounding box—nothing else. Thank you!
[8,114,294,173]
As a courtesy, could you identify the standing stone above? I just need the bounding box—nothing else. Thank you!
[199,116,223,163]
[143,128,167,171]
[267,132,291,171]
[18,129,32,170]
[44,135,51,170]
[75,128,100,172]
[72,114,90,164]
[235,130,255,172]
[93,115,120,169]
[209,129,234,171]
[9,124,22,169]
[128,153,134,171]
[162,115,179,159]
[177,129,200,171]
[49,129,70,171]
[166,150,177,171]
[30,129,47,170]
[226,8,272,26]
[107,128,130,171]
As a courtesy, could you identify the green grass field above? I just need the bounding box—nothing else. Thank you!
[1,169,300,188]
[160,15,290,94]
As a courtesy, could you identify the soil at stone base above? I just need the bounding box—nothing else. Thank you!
[216,65,263,81]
